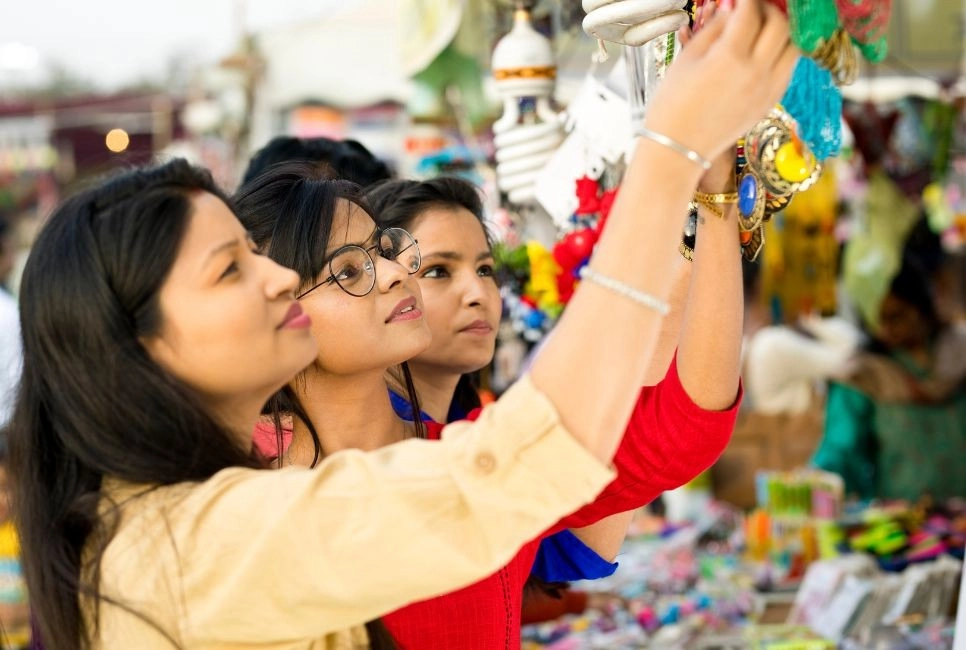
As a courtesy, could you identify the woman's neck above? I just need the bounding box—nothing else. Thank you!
[214,396,266,451]
[287,368,409,467]
[406,365,462,423]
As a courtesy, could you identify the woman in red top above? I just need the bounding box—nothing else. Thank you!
[364,177,696,579]
[236,3,795,646]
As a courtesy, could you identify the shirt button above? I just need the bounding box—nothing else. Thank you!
[474,452,497,474]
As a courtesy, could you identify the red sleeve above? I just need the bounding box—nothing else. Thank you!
[550,353,741,531]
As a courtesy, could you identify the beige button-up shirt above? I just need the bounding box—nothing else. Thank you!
[88,375,614,648]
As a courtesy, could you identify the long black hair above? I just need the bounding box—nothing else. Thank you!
[365,176,494,416]
[8,159,263,650]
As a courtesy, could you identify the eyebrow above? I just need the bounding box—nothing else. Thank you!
[324,227,380,259]
[203,238,240,269]
[421,250,493,263]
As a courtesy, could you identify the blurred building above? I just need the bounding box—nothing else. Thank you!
[0,92,185,184]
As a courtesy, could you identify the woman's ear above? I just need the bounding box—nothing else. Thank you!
[139,326,178,376]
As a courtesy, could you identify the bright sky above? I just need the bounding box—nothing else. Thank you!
[0,0,346,89]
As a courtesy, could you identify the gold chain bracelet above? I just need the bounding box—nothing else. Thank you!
[693,191,737,219]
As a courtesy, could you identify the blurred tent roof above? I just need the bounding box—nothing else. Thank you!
[255,0,464,110]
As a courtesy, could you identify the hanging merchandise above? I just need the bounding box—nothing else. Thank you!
[786,0,892,85]
[497,173,623,338]
[733,0,894,262]
[736,106,823,262]
[580,0,688,130]
[760,168,841,322]
[577,1,890,266]
[581,0,690,53]
[730,0,891,262]
[623,30,679,135]
[535,73,634,227]
[780,56,842,162]
[491,5,564,205]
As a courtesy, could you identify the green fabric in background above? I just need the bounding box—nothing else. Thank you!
[841,170,920,331]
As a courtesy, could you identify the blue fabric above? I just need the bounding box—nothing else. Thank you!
[390,389,619,582]
[388,390,467,423]
[530,528,619,582]
[388,390,425,422]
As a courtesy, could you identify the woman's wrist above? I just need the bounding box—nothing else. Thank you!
[630,137,705,199]
[696,159,737,194]
[696,207,741,241]
[696,177,736,194]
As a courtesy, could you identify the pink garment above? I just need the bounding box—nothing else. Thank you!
[252,420,292,461]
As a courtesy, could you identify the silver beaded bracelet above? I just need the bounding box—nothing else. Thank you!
[638,126,712,171]
[578,266,670,315]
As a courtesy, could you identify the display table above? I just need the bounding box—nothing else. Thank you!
[522,502,961,649]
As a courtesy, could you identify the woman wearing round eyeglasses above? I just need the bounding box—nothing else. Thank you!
[235,166,432,476]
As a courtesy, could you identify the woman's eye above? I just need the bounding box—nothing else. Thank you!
[421,266,449,279]
[334,265,359,282]
[219,261,239,281]
[477,264,495,277]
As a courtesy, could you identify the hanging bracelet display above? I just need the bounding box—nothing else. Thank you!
[736,107,821,262]
[744,107,822,197]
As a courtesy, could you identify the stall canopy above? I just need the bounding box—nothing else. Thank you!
[255,0,465,110]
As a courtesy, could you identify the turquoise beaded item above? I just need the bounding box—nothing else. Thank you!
[781,56,842,161]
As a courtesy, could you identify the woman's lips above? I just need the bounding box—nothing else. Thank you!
[386,296,422,323]
[279,302,311,329]
[459,320,494,335]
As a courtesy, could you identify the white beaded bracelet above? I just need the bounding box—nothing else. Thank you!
[638,126,712,171]
[578,266,670,315]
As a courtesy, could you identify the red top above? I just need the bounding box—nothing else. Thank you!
[381,355,741,648]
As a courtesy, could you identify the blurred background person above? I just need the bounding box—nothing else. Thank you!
[813,254,966,502]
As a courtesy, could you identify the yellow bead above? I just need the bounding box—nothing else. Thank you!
[775,140,813,183]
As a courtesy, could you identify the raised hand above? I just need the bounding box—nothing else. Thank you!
[644,0,799,165]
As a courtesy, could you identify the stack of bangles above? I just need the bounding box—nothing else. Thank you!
[638,110,821,264]
[675,106,823,263]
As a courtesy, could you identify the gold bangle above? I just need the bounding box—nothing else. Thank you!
[693,191,737,220]
[693,191,738,204]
